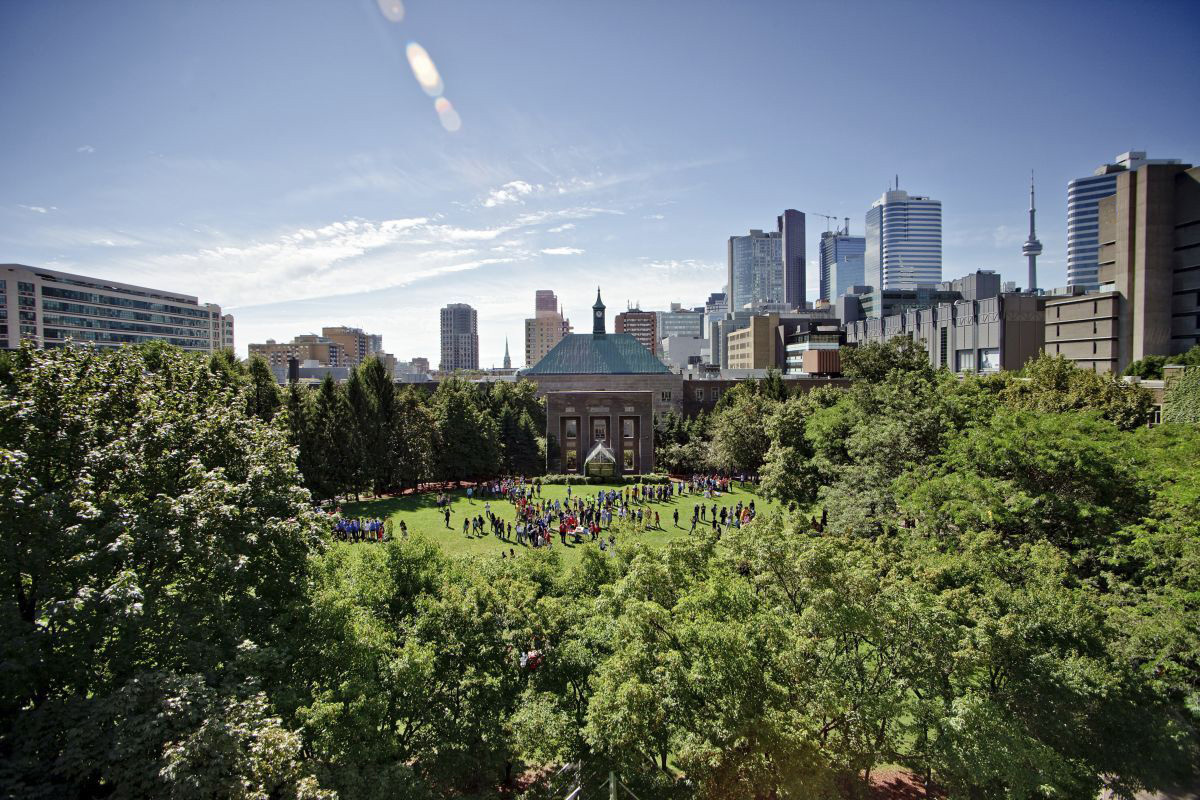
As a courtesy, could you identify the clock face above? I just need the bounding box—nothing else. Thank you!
[595,309,603,318]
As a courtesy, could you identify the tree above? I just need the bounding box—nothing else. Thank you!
[246,354,282,421]
[0,342,326,798]
[432,378,500,481]
[709,390,775,473]
[840,337,933,383]
[391,387,438,489]
[1000,353,1153,431]
[760,395,819,506]
[359,357,397,493]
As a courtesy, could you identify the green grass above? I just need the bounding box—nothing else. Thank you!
[339,482,780,565]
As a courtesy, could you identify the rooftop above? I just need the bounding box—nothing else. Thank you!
[523,333,671,375]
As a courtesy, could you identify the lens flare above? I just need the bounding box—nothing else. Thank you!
[406,42,444,97]
[434,97,462,132]
[375,0,405,22]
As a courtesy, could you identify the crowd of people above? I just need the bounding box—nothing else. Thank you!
[331,473,760,551]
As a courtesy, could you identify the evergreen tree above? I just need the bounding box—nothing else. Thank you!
[246,354,282,421]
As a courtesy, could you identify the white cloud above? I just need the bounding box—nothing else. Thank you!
[19,204,52,214]
[540,246,584,256]
[77,145,96,154]
[643,213,665,220]
[547,223,575,233]
[482,180,538,207]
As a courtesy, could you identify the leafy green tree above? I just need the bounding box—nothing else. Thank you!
[709,390,775,473]
[1001,353,1152,430]
[0,342,326,798]
[1125,353,1168,380]
[760,394,819,506]
[840,337,933,383]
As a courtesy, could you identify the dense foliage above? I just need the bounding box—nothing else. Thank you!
[1124,343,1200,380]
[280,366,545,501]
[2,341,1197,799]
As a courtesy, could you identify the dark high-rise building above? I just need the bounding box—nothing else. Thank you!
[778,209,806,308]
[439,302,478,372]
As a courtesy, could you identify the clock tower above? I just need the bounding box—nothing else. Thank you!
[592,287,606,338]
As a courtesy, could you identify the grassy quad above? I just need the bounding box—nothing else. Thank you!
[339,481,780,565]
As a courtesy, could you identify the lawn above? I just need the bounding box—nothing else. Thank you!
[339,481,780,565]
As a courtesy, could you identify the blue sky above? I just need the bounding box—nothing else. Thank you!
[2,0,1197,365]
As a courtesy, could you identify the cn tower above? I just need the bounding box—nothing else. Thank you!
[1022,172,1043,293]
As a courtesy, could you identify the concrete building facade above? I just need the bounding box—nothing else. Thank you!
[1,264,231,353]
[845,286,1044,373]
[1067,151,1182,290]
[1050,161,1200,373]
[440,303,479,372]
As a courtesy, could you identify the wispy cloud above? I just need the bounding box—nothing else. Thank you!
[19,204,54,214]
[540,246,584,256]
[547,223,575,233]
[643,213,665,220]
[483,180,538,207]
[77,145,95,154]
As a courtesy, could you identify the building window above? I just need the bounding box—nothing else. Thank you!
[623,448,635,472]
[711,388,719,400]
[565,449,578,471]
[1055,305,1060,318]
[565,419,578,440]
[695,388,703,400]
[622,418,635,439]
[661,390,672,401]
[592,418,607,443]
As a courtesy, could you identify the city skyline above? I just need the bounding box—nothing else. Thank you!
[1,1,1197,365]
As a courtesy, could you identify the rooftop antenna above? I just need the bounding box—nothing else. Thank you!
[895,174,899,191]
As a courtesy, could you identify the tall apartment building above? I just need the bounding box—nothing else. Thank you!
[614,307,659,355]
[440,303,479,372]
[1066,151,1182,290]
[1047,159,1200,372]
[778,209,806,308]
[321,326,372,366]
[524,289,571,368]
[864,188,942,290]
[819,228,866,302]
[249,335,350,369]
[727,229,783,311]
[0,264,231,353]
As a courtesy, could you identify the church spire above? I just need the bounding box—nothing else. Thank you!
[503,337,511,370]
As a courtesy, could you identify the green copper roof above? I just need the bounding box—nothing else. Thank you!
[524,333,671,375]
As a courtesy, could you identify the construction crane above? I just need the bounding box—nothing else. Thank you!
[800,212,852,235]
